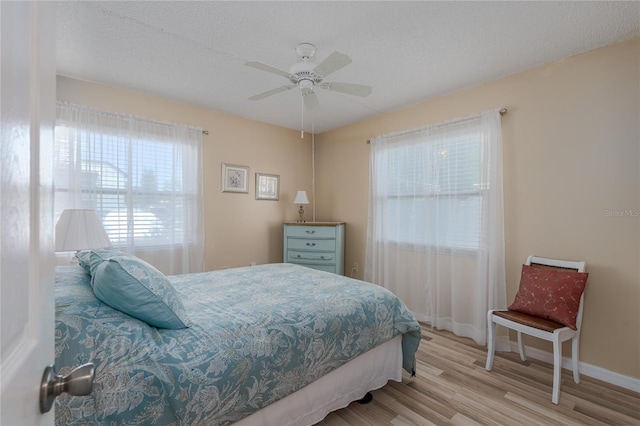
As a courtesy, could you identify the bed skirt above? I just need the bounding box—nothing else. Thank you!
[234,335,403,425]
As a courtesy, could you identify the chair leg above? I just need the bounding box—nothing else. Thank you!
[517,332,527,362]
[485,311,496,371]
[572,335,580,384]
[552,337,562,405]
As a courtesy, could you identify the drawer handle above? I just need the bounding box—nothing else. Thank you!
[305,230,316,234]
[306,242,316,247]
[294,254,333,261]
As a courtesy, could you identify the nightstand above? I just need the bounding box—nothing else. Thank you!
[283,222,345,275]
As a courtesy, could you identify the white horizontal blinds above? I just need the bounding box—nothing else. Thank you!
[54,102,204,274]
[376,117,484,249]
[55,128,171,246]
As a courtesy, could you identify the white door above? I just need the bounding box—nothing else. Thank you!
[1,1,57,424]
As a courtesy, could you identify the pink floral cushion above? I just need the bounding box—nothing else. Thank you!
[508,264,588,330]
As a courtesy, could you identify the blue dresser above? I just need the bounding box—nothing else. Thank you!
[283,222,345,275]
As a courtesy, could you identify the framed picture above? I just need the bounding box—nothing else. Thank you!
[255,173,280,200]
[221,163,249,193]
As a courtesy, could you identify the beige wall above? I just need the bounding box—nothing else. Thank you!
[57,76,313,271]
[315,38,640,379]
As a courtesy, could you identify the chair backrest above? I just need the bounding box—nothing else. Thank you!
[526,256,586,273]
[525,255,587,331]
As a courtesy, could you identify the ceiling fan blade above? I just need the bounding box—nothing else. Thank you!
[245,61,291,79]
[248,85,292,101]
[303,92,320,110]
[313,52,352,77]
[325,82,372,97]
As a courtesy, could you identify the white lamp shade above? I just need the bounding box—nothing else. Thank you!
[55,209,112,252]
[293,190,309,205]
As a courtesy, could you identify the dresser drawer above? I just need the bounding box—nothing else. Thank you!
[285,225,336,239]
[283,222,345,275]
[286,238,336,251]
[287,250,335,264]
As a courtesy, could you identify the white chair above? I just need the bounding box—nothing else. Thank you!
[485,255,587,404]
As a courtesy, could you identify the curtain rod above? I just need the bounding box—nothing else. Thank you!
[57,101,210,135]
[365,108,507,143]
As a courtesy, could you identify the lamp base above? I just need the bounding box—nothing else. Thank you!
[297,205,305,223]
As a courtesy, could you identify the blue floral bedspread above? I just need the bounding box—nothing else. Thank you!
[55,263,421,425]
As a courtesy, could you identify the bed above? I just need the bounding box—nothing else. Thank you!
[54,252,421,425]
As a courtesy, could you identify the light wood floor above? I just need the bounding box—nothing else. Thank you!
[317,324,640,425]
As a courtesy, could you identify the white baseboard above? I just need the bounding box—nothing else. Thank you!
[508,343,640,393]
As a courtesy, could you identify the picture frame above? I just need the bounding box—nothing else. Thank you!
[221,163,249,193]
[255,173,280,201]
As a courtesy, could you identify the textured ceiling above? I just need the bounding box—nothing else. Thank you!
[56,1,640,134]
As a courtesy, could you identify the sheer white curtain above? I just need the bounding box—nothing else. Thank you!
[365,109,507,348]
[54,102,204,275]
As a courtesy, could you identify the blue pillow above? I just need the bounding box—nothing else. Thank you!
[89,249,128,272]
[91,255,192,329]
[76,248,126,275]
[75,250,92,274]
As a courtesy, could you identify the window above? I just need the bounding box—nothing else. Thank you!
[365,110,505,347]
[54,102,204,274]
[54,131,192,247]
[375,129,485,250]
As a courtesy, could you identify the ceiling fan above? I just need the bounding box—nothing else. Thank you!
[245,43,372,110]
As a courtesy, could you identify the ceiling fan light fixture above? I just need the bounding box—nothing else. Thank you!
[299,79,314,95]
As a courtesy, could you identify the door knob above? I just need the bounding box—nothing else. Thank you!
[39,363,95,413]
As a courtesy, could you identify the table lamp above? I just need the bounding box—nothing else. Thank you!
[293,191,309,223]
[55,209,112,261]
